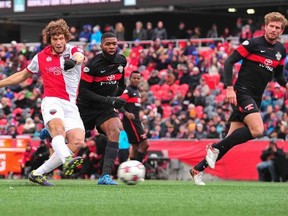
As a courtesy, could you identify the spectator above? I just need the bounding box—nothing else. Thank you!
[221,27,232,40]
[148,70,161,86]
[152,21,167,40]
[23,117,36,134]
[239,25,252,44]
[115,22,125,41]
[30,141,50,173]
[207,24,218,38]
[132,21,147,41]
[79,24,92,42]
[146,22,153,40]
[69,26,79,41]
[90,25,102,45]
[21,143,36,178]
[256,139,286,182]
[175,21,188,39]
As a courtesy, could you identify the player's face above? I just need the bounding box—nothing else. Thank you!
[51,34,66,54]
[264,21,284,42]
[101,37,118,56]
[130,73,141,87]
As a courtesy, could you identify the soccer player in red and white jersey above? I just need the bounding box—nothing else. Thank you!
[0,19,86,186]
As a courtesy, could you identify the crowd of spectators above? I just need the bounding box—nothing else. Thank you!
[0,18,288,144]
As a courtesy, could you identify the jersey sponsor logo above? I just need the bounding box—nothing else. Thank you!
[100,81,117,86]
[46,66,62,75]
[264,59,273,66]
[275,52,282,61]
[244,104,254,111]
[242,40,249,46]
[83,67,90,73]
[49,109,57,115]
[118,65,124,73]
[107,75,115,81]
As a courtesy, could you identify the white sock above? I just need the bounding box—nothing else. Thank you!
[34,152,63,175]
[51,135,71,163]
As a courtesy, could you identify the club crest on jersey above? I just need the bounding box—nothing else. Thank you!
[46,56,52,62]
[83,67,90,73]
[275,52,281,61]
[49,109,57,115]
[242,40,249,46]
[118,65,124,73]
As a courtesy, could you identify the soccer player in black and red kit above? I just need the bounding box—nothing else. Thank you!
[119,71,150,163]
[190,12,288,185]
[77,32,127,185]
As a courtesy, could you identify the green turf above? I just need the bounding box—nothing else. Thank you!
[0,179,288,216]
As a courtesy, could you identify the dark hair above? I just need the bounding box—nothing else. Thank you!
[130,70,140,79]
[101,32,116,42]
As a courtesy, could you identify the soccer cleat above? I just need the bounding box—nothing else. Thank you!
[63,156,84,176]
[39,128,51,140]
[28,170,55,186]
[205,144,219,169]
[98,174,118,185]
[189,167,205,186]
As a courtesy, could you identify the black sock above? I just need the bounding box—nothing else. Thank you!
[212,127,253,161]
[194,159,209,172]
[102,141,119,176]
[136,151,146,163]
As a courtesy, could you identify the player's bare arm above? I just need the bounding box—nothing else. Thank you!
[0,69,32,88]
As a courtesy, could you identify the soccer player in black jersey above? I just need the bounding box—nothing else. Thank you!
[77,32,127,185]
[190,12,288,185]
[119,71,150,163]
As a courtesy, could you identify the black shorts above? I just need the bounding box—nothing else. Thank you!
[123,117,147,144]
[229,90,261,122]
[78,105,119,131]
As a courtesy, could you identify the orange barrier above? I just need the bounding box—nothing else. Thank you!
[0,136,40,177]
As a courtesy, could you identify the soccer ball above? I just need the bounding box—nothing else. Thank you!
[117,160,146,185]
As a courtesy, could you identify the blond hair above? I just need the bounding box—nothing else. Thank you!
[42,19,71,44]
[264,12,288,29]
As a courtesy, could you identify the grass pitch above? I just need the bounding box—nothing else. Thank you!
[0,179,288,216]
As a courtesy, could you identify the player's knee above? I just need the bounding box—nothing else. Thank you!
[107,127,121,141]
[250,127,264,138]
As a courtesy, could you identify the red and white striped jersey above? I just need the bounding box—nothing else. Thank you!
[27,44,83,104]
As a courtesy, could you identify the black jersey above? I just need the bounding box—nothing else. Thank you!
[77,53,127,108]
[120,85,141,119]
[224,36,287,97]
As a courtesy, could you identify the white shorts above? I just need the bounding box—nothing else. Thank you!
[41,97,85,132]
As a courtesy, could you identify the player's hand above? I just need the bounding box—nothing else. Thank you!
[105,96,126,109]
[226,86,237,106]
[125,112,135,120]
[64,59,77,71]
